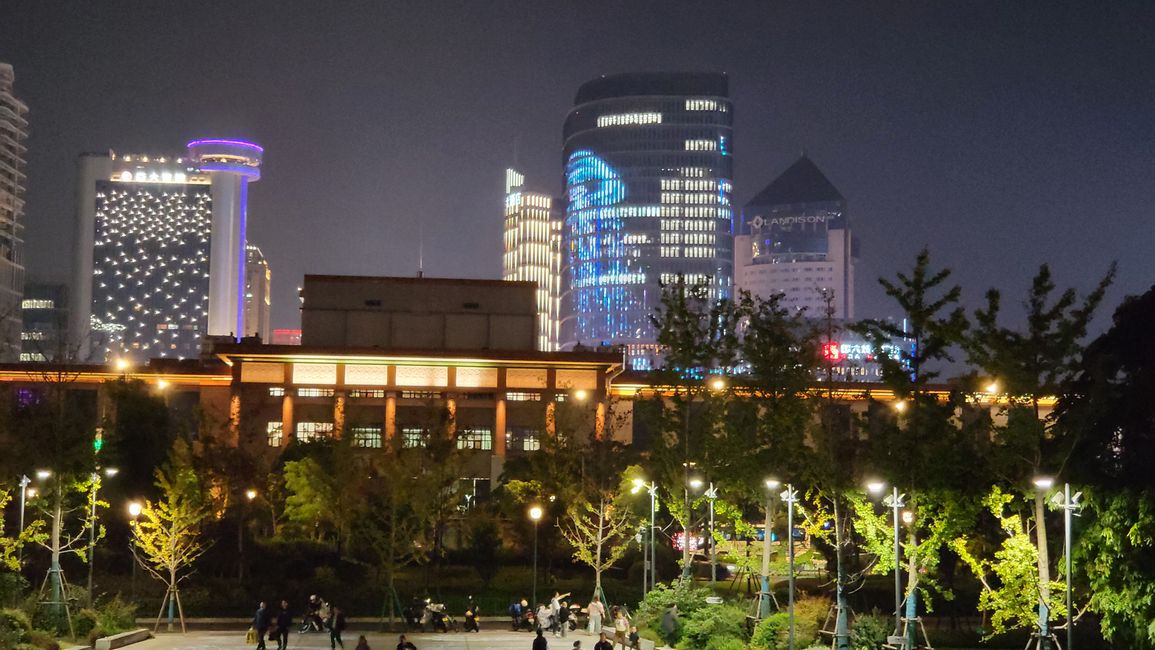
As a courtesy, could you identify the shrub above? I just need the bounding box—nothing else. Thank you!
[0,609,32,635]
[750,612,787,650]
[849,611,889,650]
[791,596,830,648]
[24,628,60,650]
[87,625,109,647]
[94,596,137,633]
[705,636,747,650]
[680,603,747,649]
[635,580,711,640]
[72,609,98,639]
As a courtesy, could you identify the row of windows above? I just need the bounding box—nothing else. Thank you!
[660,179,717,191]
[660,233,715,245]
[685,139,718,151]
[660,218,718,232]
[685,99,728,112]
[596,112,662,127]
[660,192,720,205]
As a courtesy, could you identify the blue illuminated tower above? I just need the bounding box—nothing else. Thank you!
[561,72,733,369]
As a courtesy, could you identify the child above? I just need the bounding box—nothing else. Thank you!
[628,626,640,650]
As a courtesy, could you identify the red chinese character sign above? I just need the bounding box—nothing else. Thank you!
[672,531,705,552]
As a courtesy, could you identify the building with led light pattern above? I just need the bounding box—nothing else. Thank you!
[0,63,29,360]
[71,140,262,361]
[503,169,561,351]
[562,72,733,369]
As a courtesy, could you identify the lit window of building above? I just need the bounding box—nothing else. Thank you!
[351,425,383,448]
[297,387,334,398]
[401,427,427,448]
[296,421,334,443]
[596,112,662,127]
[266,422,283,447]
[456,426,493,451]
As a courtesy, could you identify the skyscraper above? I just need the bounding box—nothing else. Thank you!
[735,155,856,318]
[20,282,68,362]
[503,169,561,351]
[71,139,262,361]
[244,243,272,341]
[0,63,28,360]
[561,72,734,369]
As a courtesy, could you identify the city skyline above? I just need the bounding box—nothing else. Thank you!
[1,3,1153,333]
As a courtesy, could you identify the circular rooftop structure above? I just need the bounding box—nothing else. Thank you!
[187,139,262,179]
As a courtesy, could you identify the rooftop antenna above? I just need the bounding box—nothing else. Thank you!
[417,222,424,278]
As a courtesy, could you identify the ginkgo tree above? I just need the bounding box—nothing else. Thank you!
[559,484,637,606]
[130,441,211,633]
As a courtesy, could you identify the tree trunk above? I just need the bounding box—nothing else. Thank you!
[833,496,850,650]
[1034,490,1052,646]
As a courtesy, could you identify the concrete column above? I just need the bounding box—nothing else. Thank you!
[333,392,346,440]
[494,398,507,458]
[385,392,397,440]
[595,400,606,440]
[281,393,294,447]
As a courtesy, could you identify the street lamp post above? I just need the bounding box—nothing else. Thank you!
[529,505,543,607]
[780,484,799,650]
[1033,476,1056,650]
[239,489,257,583]
[88,467,118,607]
[760,479,780,619]
[1051,483,1082,650]
[17,474,30,563]
[869,481,906,638]
[631,479,658,595]
[127,501,141,601]
[704,482,718,587]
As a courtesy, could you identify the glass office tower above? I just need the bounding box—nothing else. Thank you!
[561,72,733,369]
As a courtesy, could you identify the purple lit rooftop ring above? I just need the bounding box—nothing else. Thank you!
[187,138,263,180]
[186,138,264,153]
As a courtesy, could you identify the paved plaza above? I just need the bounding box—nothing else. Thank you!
[133,628,601,650]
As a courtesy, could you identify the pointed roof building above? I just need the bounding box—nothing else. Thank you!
[746,155,844,208]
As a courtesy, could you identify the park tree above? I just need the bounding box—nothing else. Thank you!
[1057,284,1155,647]
[952,263,1113,645]
[855,248,973,649]
[558,481,636,606]
[130,440,211,633]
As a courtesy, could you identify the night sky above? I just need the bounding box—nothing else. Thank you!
[2,2,1153,330]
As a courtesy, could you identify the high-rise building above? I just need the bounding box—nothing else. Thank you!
[20,282,68,362]
[561,72,734,369]
[244,243,272,341]
[503,168,561,351]
[735,155,856,318]
[71,139,262,361]
[0,63,29,360]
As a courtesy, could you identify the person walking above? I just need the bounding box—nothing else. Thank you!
[613,608,630,650]
[328,605,348,649]
[660,604,678,648]
[594,631,613,650]
[274,600,292,650]
[557,601,569,638]
[253,601,271,650]
[533,628,549,650]
[586,599,605,635]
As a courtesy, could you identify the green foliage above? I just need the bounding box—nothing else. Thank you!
[705,636,747,650]
[748,597,829,650]
[750,612,787,650]
[71,609,97,639]
[93,596,136,634]
[849,611,889,650]
[635,580,710,637]
[23,628,57,649]
[1076,489,1155,648]
[0,608,31,636]
[680,603,747,649]
[464,513,501,587]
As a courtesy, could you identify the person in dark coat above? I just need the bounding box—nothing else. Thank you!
[397,634,417,650]
[253,601,270,650]
[533,627,549,650]
[329,605,348,649]
[594,631,613,650]
[274,600,293,650]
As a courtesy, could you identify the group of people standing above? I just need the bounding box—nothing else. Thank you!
[251,598,353,650]
[520,596,638,650]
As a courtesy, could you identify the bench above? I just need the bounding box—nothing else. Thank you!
[94,628,152,650]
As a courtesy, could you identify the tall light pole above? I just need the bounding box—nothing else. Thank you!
[704,482,718,587]
[17,474,30,563]
[631,479,658,595]
[868,481,905,637]
[1051,484,1081,650]
[529,505,543,607]
[239,488,257,583]
[88,466,118,607]
[1033,476,1055,650]
[760,479,780,619]
[780,484,799,650]
[127,501,141,601]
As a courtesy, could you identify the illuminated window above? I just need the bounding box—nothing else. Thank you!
[508,426,542,451]
[296,421,334,443]
[596,112,662,127]
[401,427,428,448]
[506,391,541,401]
[351,425,383,449]
[401,390,442,400]
[297,387,334,398]
[456,427,493,451]
[266,422,283,447]
[21,299,54,309]
[268,387,285,397]
[349,389,386,399]
[684,139,718,151]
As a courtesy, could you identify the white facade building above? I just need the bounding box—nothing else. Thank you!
[0,63,28,360]
[502,169,561,351]
[735,156,856,319]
